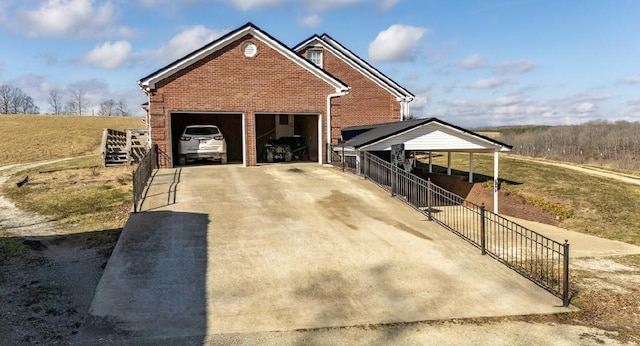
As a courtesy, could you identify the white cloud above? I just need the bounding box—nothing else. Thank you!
[572,102,596,113]
[376,0,398,10]
[410,94,428,114]
[494,60,537,74]
[10,0,132,38]
[81,41,132,69]
[154,25,229,62]
[298,14,321,27]
[224,0,285,10]
[618,76,640,85]
[468,78,507,89]
[368,24,428,63]
[458,54,485,69]
[298,0,397,12]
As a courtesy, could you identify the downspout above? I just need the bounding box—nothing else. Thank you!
[326,90,348,164]
[139,83,152,149]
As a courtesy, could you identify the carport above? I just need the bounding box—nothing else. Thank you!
[171,112,245,165]
[337,118,512,213]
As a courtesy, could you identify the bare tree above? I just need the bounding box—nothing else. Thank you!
[0,84,17,114]
[500,120,640,170]
[66,89,90,115]
[116,98,130,116]
[0,85,39,114]
[19,96,39,114]
[98,99,117,116]
[48,89,64,115]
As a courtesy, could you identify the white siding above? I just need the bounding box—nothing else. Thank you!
[362,123,500,152]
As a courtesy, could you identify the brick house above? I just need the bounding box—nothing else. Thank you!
[138,22,414,168]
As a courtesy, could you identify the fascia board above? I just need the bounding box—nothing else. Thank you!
[141,27,347,91]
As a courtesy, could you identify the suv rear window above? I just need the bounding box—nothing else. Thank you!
[185,127,220,136]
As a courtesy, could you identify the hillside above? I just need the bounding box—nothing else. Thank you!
[0,115,145,166]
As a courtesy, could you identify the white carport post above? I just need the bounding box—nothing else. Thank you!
[469,153,474,183]
[493,151,499,214]
[447,152,452,175]
[428,152,433,173]
[356,150,362,175]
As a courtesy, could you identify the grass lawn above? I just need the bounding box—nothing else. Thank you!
[0,114,144,166]
[429,152,640,246]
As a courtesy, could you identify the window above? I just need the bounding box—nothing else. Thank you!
[279,114,289,125]
[308,50,323,67]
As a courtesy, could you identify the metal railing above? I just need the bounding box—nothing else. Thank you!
[331,146,357,171]
[132,144,158,213]
[362,152,570,306]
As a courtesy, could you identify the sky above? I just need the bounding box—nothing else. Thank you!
[1,0,639,127]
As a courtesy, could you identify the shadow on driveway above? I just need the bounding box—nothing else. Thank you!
[75,211,209,345]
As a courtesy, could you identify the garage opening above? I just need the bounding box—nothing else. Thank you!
[171,113,244,166]
[255,114,318,163]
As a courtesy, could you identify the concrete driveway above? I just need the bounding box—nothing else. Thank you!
[76,164,570,344]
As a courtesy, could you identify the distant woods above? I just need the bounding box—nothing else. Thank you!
[0,83,131,116]
[495,121,640,170]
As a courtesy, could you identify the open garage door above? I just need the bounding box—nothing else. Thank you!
[255,114,318,164]
[171,113,244,166]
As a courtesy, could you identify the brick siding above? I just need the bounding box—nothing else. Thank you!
[149,34,402,167]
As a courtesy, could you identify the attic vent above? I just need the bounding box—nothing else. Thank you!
[242,42,257,58]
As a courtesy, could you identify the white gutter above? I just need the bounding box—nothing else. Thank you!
[326,90,349,163]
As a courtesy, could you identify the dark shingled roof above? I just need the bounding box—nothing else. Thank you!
[341,118,512,150]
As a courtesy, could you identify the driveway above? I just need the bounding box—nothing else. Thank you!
[76,164,569,344]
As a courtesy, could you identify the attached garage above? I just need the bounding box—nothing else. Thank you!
[171,113,244,165]
[138,23,418,168]
[255,114,320,163]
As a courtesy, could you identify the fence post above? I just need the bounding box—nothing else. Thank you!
[427,178,432,221]
[155,144,159,169]
[563,240,570,306]
[480,203,486,255]
[132,170,138,213]
[391,164,396,196]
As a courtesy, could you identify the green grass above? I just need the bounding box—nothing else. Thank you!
[430,153,640,246]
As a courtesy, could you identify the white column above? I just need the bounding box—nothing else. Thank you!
[469,153,474,183]
[428,152,433,173]
[447,152,452,175]
[493,151,499,214]
[317,114,323,165]
[356,150,362,175]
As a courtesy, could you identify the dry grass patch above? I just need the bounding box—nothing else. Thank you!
[2,155,133,234]
[0,114,144,166]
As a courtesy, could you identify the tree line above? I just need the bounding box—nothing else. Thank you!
[0,84,131,116]
[498,120,640,170]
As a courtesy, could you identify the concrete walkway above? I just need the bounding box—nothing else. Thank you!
[76,164,571,344]
[504,216,640,258]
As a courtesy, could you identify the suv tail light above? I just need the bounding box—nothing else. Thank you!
[180,136,191,141]
[213,135,224,140]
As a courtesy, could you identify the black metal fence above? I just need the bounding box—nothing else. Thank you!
[132,144,158,213]
[361,152,570,306]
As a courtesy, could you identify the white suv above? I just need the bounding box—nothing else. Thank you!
[178,125,227,164]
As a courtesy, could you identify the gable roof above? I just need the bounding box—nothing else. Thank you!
[341,118,512,152]
[293,34,414,100]
[138,22,349,92]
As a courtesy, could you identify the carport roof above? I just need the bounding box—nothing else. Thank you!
[341,118,512,152]
[138,22,349,92]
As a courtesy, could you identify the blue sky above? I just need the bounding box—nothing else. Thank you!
[1,0,639,127]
